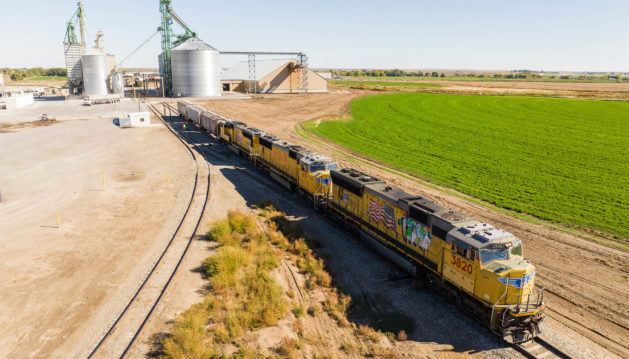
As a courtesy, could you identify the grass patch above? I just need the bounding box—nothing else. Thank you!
[25,75,67,81]
[305,92,629,240]
[161,211,288,357]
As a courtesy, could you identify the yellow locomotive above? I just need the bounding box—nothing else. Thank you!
[328,168,544,343]
[178,100,546,343]
[218,119,337,205]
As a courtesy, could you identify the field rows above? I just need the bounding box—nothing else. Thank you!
[305,93,629,238]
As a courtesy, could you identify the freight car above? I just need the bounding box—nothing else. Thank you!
[176,101,546,343]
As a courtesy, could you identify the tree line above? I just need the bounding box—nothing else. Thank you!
[329,69,627,81]
[331,69,445,78]
[0,67,67,81]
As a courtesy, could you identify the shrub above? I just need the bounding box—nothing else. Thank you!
[231,345,258,359]
[161,305,218,359]
[340,342,356,354]
[357,325,381,343]
[276,337,300,359]
[397,329,407,341]
[207,220,230,241]
[203,246,249,289]
[292,305,305,318]
[307,304,320,317]
[227,210,248,233]
[291,239,310,257]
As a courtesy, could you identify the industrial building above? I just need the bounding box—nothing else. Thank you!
[221,59,327,93]
[60,1,324,99]
[64,3,120,97]
[119,112,151,128]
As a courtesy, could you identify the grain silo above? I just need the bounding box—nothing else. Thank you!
[171,38,220,97]
[81,52,109,95]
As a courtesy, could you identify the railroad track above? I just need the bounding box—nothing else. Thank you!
[514,337,572,359]
[86,100,210,358]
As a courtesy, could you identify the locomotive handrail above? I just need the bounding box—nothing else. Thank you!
[491,285,509,328]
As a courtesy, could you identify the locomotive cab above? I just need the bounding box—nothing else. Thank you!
[298,154,337,205]
[449,223,545,343]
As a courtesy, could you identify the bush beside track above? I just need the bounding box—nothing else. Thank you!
[304,92,629,240]
[160,207,407,358]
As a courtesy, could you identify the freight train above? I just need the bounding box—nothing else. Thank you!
[176,100,546,343]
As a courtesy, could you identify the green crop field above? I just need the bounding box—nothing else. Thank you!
[331,80,441,88]
[304,93,629,239]
[26,76,67,81]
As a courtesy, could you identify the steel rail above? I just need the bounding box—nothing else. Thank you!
[119,101,211,357]
[86,100,207,358]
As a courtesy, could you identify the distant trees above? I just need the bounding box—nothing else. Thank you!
[326,68,622,82]
[46,68,67,76]
[3,67,67,81]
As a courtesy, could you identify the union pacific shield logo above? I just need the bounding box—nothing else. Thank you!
[497,271,535,289]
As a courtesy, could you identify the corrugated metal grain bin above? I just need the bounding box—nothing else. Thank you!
[171,38,220,97]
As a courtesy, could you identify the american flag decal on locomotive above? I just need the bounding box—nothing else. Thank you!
[368,199,397,233]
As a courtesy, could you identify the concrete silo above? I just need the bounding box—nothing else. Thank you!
[171,38,220,97]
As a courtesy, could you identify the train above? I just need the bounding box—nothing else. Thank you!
[176,100,546,343]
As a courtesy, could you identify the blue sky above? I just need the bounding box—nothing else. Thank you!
[0,0,627,72]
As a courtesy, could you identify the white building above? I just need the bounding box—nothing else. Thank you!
[0,93,34,110]
[119,112,151,128]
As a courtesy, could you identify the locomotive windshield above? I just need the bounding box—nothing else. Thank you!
[480,239,523,264]
[310,162,337,172]
[310,164,326,172]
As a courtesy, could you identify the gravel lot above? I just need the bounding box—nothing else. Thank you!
[0,100,195,358]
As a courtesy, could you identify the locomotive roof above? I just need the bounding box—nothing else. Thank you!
[224,119,247,128]
[288,145,312,160]
[364,182,421,206]
[242,127,264,136]
[332,168,420,207]
[268,136,292,150]
[448,222,517,250]
[300,153,335,166]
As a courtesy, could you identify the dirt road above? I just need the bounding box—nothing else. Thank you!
[191,93,628,358]
[0,105,195,358]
